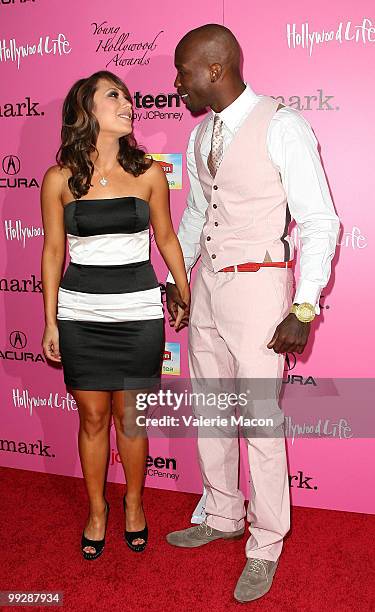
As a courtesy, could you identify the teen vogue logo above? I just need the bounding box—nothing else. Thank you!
[110,450,180,481]
[1,154,39,188]
[131,92,183,122]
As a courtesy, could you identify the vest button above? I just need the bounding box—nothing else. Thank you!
[212,254,216,259]
[207,236,211,241]
[213,204,217,209]
[213,185,218,190]
[214,222,218,226]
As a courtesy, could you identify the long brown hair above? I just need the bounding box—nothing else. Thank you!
[56,70,152,200]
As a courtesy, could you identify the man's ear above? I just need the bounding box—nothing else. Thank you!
[210,63,223,82]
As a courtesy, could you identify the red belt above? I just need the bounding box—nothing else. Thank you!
[219,260,293,272]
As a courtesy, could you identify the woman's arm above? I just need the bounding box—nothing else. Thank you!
[40,166,66,361]
[147,160,190,325]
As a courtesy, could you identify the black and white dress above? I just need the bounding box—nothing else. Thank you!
[57,196,165,390]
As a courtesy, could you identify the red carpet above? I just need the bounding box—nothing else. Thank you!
[1,466,374,611]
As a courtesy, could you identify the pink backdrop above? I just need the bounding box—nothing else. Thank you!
[1,0,374,514]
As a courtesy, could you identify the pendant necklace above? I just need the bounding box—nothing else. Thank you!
[94,160,118,187]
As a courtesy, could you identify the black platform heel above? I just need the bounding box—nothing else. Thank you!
[81,500,109,560]
[123,494,148,552]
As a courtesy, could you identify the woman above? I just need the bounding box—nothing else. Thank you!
[41,70,190,560]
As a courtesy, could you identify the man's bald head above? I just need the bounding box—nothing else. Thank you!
[176,24,242,76]
[174,24,244,113]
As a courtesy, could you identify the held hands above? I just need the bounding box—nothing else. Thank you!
[166,282,190,332]
[267,313,311,354]
[42,323,61,362]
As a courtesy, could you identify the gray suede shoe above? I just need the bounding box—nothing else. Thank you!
[234,558,279,602]
[166,520,245,548]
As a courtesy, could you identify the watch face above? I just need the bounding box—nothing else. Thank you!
[298,303,315,322]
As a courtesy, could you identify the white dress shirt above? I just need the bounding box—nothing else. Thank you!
[167,83,340,315]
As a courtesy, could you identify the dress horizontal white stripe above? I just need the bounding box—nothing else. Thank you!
[57,287,164,322]
[67,230,150,265]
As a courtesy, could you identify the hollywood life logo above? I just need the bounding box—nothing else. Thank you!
[1,154,39,188]
[0,438,54,458]
[0,33,72,69]
[4,219,44,247]
[0,274,42,293]
[290,224,367,251]
[148,154,183,189]
[12,387,77,417]
[131,91,184,122]
[272,89,339,111]
[162,342,181,376]
[286,18,375,56]
[0,97,43,118]
[337,226,368,249]
[285,414,352,445]
[91,20,163,69]
[1,330,45,363]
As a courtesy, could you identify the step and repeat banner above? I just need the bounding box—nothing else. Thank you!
[1,0,374,514]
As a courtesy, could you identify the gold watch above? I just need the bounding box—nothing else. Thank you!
[290,302,315,323]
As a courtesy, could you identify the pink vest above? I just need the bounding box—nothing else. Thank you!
[194,96,291,272]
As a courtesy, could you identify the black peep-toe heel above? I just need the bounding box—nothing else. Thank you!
[123,494,148,552]
[81,500,109,560]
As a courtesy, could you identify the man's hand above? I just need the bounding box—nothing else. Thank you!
[166,282,190,332]
[267,313,311,354]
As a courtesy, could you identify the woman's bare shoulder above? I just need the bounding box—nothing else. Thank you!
[143,157,168,185]
[43,164,71,184]
[42,165,73,204]
[43,164,73,194]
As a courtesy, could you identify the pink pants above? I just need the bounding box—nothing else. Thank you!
[188,262,294,562]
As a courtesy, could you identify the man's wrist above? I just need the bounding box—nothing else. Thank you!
[293,280,322,315]
[290,302,316,323]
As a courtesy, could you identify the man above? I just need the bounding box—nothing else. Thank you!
[165,24,339,602]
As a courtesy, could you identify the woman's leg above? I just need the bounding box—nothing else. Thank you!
[70,388,112,554]
[112,389,148,545]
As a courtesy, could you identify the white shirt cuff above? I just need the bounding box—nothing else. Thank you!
[293,279,322,315]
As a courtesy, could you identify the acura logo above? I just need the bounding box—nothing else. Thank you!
[10,330,27,349]
[2,155,21,176]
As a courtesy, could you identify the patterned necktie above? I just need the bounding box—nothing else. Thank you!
[207,114,224,178]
